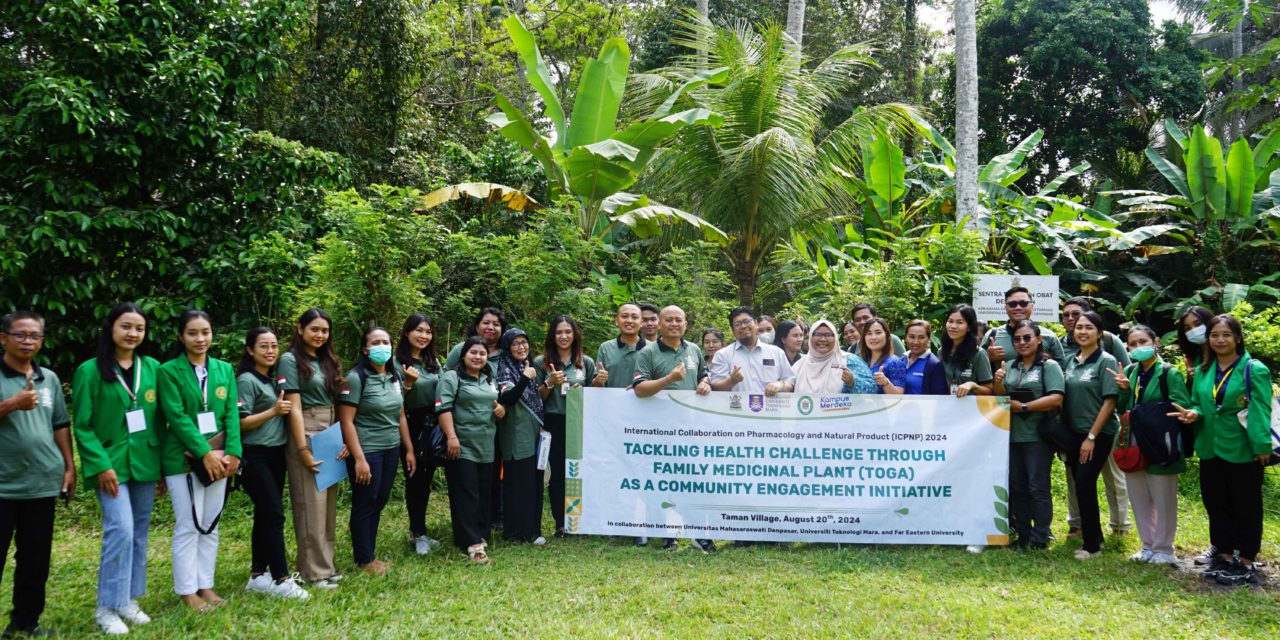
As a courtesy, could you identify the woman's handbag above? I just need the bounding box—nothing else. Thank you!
[1112,412,1147,472]
[184,431,226,487]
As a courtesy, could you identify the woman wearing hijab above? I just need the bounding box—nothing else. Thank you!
[793,320,878,394]
[495,329,546,544]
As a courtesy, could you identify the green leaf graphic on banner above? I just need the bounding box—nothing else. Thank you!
[994,502,1009,518]
[565,499,581,514]
[994,518,1010,534]
[895,507,909,516]
[661,501,676,509]
[993,486,1009,502]
[568,461,580,477]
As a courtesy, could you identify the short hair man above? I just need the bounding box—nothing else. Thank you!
[709,307,795,396]
[594,303,647,390]
[638,304,660,344]
[980,287,1066,367]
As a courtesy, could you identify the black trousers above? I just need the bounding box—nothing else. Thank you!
[347,448,398,565]
[545,412,567,531]
[1008,439,1054,547]
[241,444,290,580]
[502,455,543,542]
[403,407,440,538]
[0,496,55,631]
[1065,436,1114,553]
[445,458,493,549]
[1200,456,1264,560]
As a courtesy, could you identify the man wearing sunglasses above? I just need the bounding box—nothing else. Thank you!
[981,287,1066,367]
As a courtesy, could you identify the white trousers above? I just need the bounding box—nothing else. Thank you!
[166,474,227,596]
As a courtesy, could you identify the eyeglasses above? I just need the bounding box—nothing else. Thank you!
[3,333,44,343]
[1006,300,1032,309]
[811,332,836,339]
[1011,334,1035,344]
[1061,311,1083,319]
[731,319,754,329]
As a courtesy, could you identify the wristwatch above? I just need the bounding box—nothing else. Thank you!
[1086,433,1097,441]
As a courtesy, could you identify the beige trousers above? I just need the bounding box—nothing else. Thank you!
[286,405,338,582]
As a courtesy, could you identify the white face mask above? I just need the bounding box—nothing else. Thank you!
[757,331,775,345]
[1185,325,1207,345]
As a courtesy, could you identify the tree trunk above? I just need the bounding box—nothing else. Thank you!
[1229,0,1247,140]
[903,0,919,157]
[786,0,806,65]
[954,0,979,229]
[695,0,708,17]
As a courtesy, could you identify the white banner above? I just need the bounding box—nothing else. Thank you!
[972,274,1059,322]
[564,388,1011,545]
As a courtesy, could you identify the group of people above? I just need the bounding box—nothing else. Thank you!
[0,287,1273,636]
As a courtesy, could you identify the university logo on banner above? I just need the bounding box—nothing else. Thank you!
[748,394,764,412]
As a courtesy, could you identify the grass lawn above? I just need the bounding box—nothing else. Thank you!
[13,459,1280,639]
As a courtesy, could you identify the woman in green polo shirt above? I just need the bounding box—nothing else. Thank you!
[437,337,504,563]
[1170,314,1273,586]
[236,328,308,599]
[72,302,163,634]
[992,320,1063,550]
[1109,325,1190,566]
[1061,311,1121,560]
[157,309,241,612]
[536,315,603,539]
[939,304,993,397]
[339,327,416,575]
[496,328,545,544]
[395,313,442,555]
[279,308,344,588]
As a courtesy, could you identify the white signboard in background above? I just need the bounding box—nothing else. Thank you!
[972,274,1059,322]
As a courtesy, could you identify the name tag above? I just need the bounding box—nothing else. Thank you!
[561,383,568,396]
[197,412,217,435]
[125,409,147,434]
[763,359,776,366]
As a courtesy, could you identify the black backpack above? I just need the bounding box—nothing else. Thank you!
[1128,364,1183,466]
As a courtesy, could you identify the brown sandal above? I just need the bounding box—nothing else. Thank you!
[466,544,490,564]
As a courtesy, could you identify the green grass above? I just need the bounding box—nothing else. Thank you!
[13,459,1280,639]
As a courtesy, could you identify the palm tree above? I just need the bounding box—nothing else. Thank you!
[954,0,979,228]
[640,13,917,305]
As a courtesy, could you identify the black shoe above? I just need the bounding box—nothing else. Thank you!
[661,538,679,550]
[734,540,756,548]
[2,624,53,638]
[695,539,717,554]
[1193,545,1219,565]
[1203,556,1234,579]
[633,536,650,547]
[1214,560,1263,587]
[553,529,568,539]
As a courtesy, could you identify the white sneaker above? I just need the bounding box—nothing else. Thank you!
[1074,549,1101,560]
[95,607,129,635]
[411,534,432,555]
[426,536,442,551]
[966,545,984,554]
[115,600,151,625]
[1147,552,1179,565]
[532,536,547,545]
[1130,550,1154,562]
[245,573,274,594]
[269,575,310,600]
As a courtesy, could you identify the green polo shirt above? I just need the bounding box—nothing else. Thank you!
[444,342,500,377]
[595,337,647,390]
[339,369,404,453]
[1063,349,1121,436]
[1005,359,1065,443]
[1117,360,1191,474]
[278,352,333,409]
[72,355,163,487]
[535,355,597,415]
[1064,332,1131,368]
[982,324,1066,368]
[0,360,70,500]
[941,350,994,386]
[397,356,441,412]
[889,333,906,357]
[236,370,288,447]
[435,370,498,463]
[498,394,540,461]
[634,339,707,391]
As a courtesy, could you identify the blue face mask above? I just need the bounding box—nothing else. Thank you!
[1185,325,1207,345]
[1129,345,1156,362]
[368,344,392,366]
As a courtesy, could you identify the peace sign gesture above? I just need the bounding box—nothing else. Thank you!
[1106,367,1129,391]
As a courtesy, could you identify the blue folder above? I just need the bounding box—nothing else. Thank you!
[308,422,347,492]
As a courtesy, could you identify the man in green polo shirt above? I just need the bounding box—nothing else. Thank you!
[981,286,1066,367]
[595,303,647,391]
[0,311,76,638]
[638,304,660,344]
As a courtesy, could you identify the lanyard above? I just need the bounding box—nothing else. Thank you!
[115,360,141,409]
[193,363,209,412]
[1013,361,1036,391]
[1213,361,1237,408]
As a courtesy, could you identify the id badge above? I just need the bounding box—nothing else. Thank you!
[125,409,147,434]
[197,412,218,435]
[950,384,959,396]
[561,382,568,396]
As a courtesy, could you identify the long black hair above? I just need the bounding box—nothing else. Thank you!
[286,308,344,396]
[396,313,440,373]
[95,302,147,382]
[939,304,979,367]
[350,326,401,384]
[174,309,212,356]
[543,315,584,370]
[453,335,493,382]
[1176,305,1214,365]
[1198,314,1246,373]
[1008,320,1050,363]
[236,327,278,376]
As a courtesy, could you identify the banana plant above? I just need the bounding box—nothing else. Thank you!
[468,15,728,244]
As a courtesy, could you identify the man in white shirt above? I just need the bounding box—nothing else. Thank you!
[710,307,796,395]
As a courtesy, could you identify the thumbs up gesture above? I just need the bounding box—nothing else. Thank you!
[274,389,293,416]
[13,378,38,411]
[547,363,566,387]
[668,362,686,383]
[993,361,1007,385]
[522,365,536,380]
[593,364,609,386]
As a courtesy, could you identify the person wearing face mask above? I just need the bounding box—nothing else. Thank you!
[981,287,1066,367]
[850,303,906,356]
[901,320,949,395]
[1107,325,1191,566]
[755,315,777,345]
[793,320,876,394]
[1176,306,1214,372]
[639,304,661,344]
[339,327,415,575]
[709,307,796,396]
[595,303,646,393]
[938,304,994,397]
[1060,298,1132,539]
[1169,314,1273,586]
[775,320,805,366]
[495,329,545,545]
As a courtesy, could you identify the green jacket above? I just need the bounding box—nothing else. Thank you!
[1189,354,1273,464]
[72,356,165,486]
[157,356,242,476]
[1116,360,1192,474]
